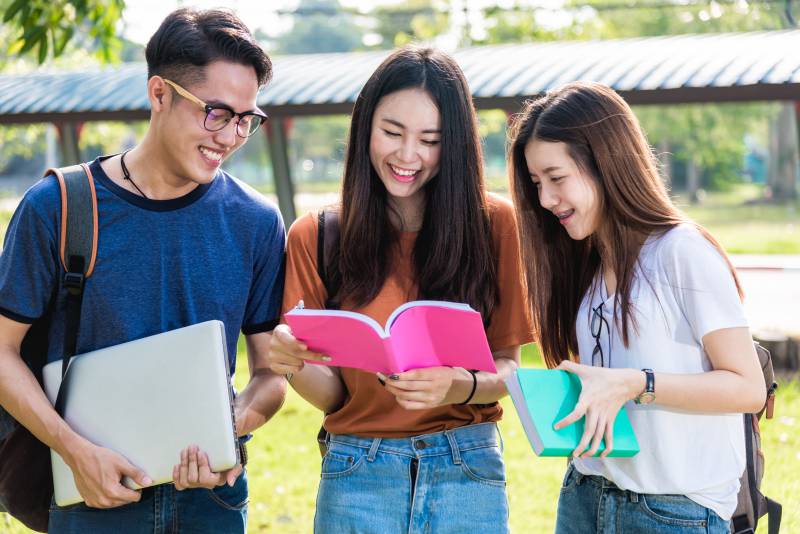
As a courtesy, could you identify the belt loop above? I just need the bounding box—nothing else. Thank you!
[629,491,639,503]
[445,430,462,465]
[367,438,381,462]
[495,423,504,452]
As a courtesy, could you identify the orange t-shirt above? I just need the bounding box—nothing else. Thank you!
[282,193,534,438]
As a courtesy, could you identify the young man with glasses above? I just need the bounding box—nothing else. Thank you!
[0,8,285,533]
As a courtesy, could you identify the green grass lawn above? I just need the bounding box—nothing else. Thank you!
[5,344,798,533]
[1,183,797,532]
[673,184,800,254]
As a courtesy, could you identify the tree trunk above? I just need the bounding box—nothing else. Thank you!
[767,103,799,200]
[657,140,672,189]
[687,157,700,204]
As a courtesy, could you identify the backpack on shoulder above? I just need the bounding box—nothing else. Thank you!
[0,163,98,532]
[311,209,342,457]
[732,341,782,534]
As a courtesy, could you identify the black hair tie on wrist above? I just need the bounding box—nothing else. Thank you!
[457,369,478,405]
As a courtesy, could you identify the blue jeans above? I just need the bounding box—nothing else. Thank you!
[314,422,509,534]
[48,468,248,533]
[555,463,729,534]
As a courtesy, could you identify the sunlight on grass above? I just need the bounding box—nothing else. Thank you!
[4,341,797,533]
[675,186,800,254]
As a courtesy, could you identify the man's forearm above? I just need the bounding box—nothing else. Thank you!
[234,369,288,435]
[0,348,85,464]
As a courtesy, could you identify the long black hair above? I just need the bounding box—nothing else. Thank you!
[334,46,498,319]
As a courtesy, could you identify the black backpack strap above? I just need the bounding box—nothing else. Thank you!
[46,164,98,416]
[315,210,343,456]
[765,496,782,534]
[743,413,761,530]
[316,210,341,310]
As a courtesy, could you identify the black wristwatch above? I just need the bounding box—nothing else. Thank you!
[634,368,655,405]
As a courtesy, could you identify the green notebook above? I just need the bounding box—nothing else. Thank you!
[505,368,639,457]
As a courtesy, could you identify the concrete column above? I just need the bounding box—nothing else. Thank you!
[54,122,83,165]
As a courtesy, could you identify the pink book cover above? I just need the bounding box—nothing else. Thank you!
[284,300,497,374]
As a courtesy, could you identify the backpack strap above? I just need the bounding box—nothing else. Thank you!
[765,496,782,534]
[316,210,341,310]
[315,210,342,457]
[45,164,98,416]
[50,163,99,279]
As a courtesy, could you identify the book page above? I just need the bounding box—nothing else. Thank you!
[387,302,497,373]
[385,300,473,332]
[285,309,395,373]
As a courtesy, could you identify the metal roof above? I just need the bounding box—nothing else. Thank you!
[1,30,799,124]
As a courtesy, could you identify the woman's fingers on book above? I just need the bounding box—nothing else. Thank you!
[584,412,606,457]
[573,409,599,458]
[557,359,585,375]
[303,351,331,362]
[554,398,587,430]
[396,367,446,381]
[599,420,614,458]
[382,378,430,392]
[274,324,309,350]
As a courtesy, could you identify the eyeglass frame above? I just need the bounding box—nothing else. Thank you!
[590,301,611,368]
[162,78,268,138]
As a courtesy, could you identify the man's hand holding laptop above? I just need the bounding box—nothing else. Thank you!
[66,438,152,508]
[172,445,242,490]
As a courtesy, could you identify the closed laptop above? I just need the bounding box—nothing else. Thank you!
[43,320,239,506]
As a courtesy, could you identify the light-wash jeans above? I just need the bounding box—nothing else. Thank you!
[555,463,730,534]
[48,468,248,534]
[314,422,509,534]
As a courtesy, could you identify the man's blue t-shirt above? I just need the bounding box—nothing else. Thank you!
[0,156,285,374]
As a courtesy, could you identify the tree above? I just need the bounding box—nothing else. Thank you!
[273,0,363,54]
[370,1,449,48]
[1,0,126,64]
[472,1,793,197]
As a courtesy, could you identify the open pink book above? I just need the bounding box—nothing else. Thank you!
[284,300,497,374]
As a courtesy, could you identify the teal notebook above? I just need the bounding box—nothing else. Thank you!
[505,368,639,457]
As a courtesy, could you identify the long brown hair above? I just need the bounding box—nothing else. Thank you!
[508,82,742,367]
[334,46,498,319]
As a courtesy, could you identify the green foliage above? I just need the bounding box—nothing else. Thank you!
[2,0,126,64]
[0,125,47,171]
[478,5,584,44]
[634,103,780,190]
[287,116,350,183]
[80,121,147,158]
[372,1,449,47]
[565,0,790,38]
[273,0,362,54]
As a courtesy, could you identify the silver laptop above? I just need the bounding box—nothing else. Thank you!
[43,320,239,506]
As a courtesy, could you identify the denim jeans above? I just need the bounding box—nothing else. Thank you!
[314,422,509,534]
[48,468,248,533]
[555,463,729,534]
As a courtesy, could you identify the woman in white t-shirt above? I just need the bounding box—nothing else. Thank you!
[507,81,766,533]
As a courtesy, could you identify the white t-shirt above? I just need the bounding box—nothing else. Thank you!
[571,224,748,520]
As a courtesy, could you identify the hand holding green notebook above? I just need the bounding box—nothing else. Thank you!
[505,368,639,457]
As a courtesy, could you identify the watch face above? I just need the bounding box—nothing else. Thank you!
[638,391,656,405]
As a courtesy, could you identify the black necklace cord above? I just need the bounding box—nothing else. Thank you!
[120,150,149,199]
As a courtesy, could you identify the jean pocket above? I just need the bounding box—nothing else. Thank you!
[459,445,506,487]
[639,494,708,528]
[206,472,249,511]
[559,464,579,495]
[320,443,366,479]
